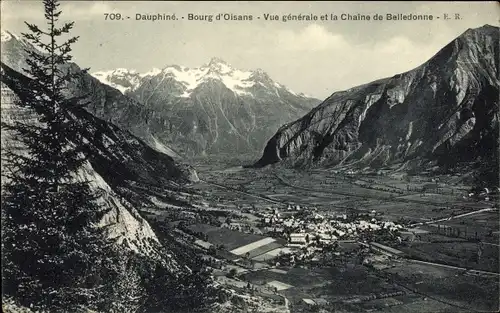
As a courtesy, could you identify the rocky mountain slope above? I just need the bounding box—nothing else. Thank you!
[1,61,198,269]
[1,30,180,158]
[255,25,499,181]
[91,58,320,156]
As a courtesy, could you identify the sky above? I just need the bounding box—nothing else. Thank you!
[1,1,499,99]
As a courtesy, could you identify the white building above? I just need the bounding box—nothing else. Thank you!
[289,233,308,245]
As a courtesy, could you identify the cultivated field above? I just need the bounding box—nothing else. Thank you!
[182,160,499,313]
[187,223,264,250]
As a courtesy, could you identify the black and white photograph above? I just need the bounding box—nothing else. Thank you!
[1,1,499,312]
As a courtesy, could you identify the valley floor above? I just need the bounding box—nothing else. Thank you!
[145,161,499,313]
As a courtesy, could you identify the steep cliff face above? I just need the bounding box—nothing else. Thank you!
[256,25,499,174]
[1,62,195,270]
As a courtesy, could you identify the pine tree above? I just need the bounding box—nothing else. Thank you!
[1,0,118,311]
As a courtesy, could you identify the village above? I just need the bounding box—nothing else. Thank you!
[142,163,499,312]
[151,203,450,312]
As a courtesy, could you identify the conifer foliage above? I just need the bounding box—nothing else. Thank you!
[1,1,223,312]
[1,0,119,311]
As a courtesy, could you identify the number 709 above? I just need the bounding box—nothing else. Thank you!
[104,13,122,20]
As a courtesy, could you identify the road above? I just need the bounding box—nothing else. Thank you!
[200,179,290,206]
[480,241,500,247]
[361,241,500,277]
[371,269,483,313]
[215,274,290,313]
[406,259,500,277]
[409,208,497,227]
[201,172,493,212]
[274,174,452,207]
[365,243,498,312]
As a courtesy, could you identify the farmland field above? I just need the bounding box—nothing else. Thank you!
[184,159,499,313]
[399,240,499,273]
[383,261,499,311]
[187,223,264,250]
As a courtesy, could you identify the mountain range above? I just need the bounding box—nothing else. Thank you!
[2,29,320,157]
[3,25,498,187]
[255,25,499,185]
[90,58,321,156]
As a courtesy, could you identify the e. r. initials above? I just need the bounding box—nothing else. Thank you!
[443,13,461,20]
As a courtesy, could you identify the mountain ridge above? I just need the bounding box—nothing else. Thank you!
[89,56,321,156]
[91,57,311,98]
[254,24,499,185]
[1,29,321,157]
[1,61,197,265]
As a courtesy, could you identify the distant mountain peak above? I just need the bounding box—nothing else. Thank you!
[460,24,499,39]
[113,67,138,74]
[206,57,229,65]
[202,57,234,75]
[90,57,313,99]
[250,68,272,83]
[470,24,499,32]
[0,28,323,159]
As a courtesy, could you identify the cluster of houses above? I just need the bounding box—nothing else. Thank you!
[220,221,264,235]
[256,206,403,249]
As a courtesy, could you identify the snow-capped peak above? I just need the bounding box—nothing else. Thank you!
[202,57,234,75]
[114,68,138,75]
[253,68,266,75]
[204,57,231,68]
[250,68,273,83]
[93,68,138,77]
[91,57,304,98]
[140,67,162,77]
[92,68,142,93]
[158,60,253,97]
